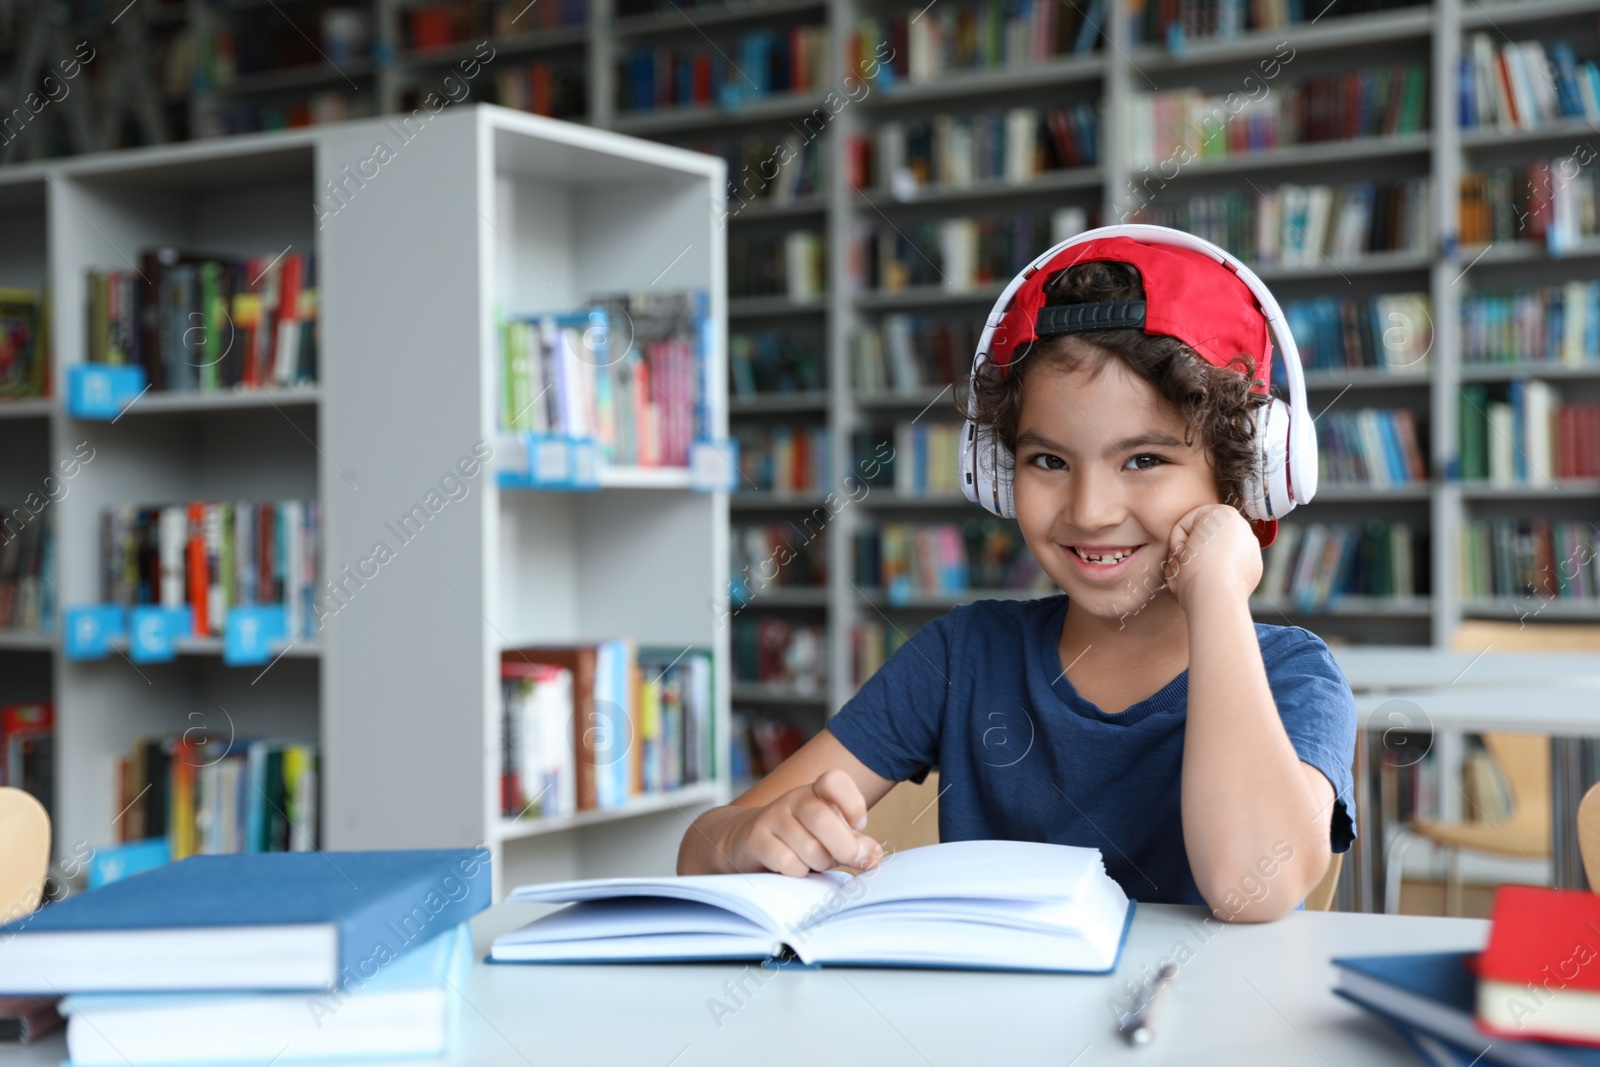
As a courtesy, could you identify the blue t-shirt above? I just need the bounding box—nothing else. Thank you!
[828,595,1358,906]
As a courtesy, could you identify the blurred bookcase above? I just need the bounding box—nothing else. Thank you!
[9,0,1600,853]
[0,107,730,898]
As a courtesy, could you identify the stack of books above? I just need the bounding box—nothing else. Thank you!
[84,248,317,394]
[500,643,716,817]
[497,290,711,471]
[0,509,53,635]
[0,849,492,1065]
[0,287,47,400]
[101,500,320,640]
[111,734,320,859]
[1458,382,1600,484]
[1335,885,1600,1066]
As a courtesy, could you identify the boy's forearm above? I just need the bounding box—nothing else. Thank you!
[1180,590,1331,922]
[676,805,750,875]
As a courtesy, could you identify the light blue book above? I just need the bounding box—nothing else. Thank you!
[60,922,472,1066]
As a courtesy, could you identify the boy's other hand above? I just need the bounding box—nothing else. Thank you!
[721,769,885,877]
[1162,503,1262,612]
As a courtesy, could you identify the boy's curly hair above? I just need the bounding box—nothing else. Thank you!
[962,259,1269,512]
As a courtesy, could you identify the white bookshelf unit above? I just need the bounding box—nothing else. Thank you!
[0,106,731,899]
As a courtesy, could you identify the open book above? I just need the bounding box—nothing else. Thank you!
[490,840,1134,973]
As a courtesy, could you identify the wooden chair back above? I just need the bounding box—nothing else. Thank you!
[0,787,50,921]
[1580,782,1600,892]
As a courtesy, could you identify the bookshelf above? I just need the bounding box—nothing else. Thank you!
[0,108,730,899]
[7,0,1600,882]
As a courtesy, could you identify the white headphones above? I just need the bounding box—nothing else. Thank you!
[959,223,1317,525]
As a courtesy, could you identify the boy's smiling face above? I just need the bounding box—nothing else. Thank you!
[1011,351,1224,621]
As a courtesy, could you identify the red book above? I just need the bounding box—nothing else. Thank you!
[1580,406,1593,476]
[1494,49,1520,127]
[1476,885,1600,1044]
[692,53,711,106]
[1526,160,1553,241]
[1045,107,1075,167]
[504,650,598,812]
[789,27,804,93]
[186,503,207,636]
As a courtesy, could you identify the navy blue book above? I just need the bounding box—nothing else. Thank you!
[1334,952,1600,1067]
[0,849,491,995]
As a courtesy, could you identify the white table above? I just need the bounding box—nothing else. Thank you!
[1333,648,1600,904]
[0,904,1488,1066]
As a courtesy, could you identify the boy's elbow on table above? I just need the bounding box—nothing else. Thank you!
[1196,841,1333,924]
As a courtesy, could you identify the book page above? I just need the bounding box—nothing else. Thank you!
[832,840,1104,908]
[507,871,848,937]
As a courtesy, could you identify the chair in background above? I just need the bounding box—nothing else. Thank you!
[1580,782,1600,892]
[1385,732,1551,916]
[1305,854,1344,912]
[864,773,942,857]
[0,786,51,920]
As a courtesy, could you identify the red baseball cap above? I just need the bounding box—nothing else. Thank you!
[989,235,1274,396]
[988,234,1281,547]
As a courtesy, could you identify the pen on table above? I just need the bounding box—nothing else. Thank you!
[1120,962,1178,1046]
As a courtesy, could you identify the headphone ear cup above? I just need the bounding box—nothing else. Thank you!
[1242,398,1294,522]
[997,446,1016,519]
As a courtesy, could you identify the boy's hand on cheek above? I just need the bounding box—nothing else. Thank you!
[1162,504,1263,613]
[722,769,885,877]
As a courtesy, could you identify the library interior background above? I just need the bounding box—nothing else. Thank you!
[2,0,1600,916]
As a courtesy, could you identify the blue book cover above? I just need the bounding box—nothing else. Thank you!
[64,920,473,1013]
[58,923,475,1065]
[1334,952,1600,1067]
[0,849,491,994]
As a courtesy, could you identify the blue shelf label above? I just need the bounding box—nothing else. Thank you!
[65,604,127,661]
[570,438,600,490]
[531,435,572,486]
[68,364,147,420]
[224,605,288,666]
[129,605,192,664]
[497,434,602,490]
[88,838,171,889]
[691,439,739,493]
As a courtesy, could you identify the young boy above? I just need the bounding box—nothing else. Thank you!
[680,230,1358,923]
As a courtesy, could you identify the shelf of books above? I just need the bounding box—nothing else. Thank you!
[0,109,732,897]
[318,106,729,898]
[39,131,327,885]
[9,0,1600,869]
[0,167,56,842]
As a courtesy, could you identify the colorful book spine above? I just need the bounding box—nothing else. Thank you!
[1127,177,1433,265]
[100,501,320,639]
[1316,409,1428,488]
[854,0,1103,88]
[1257,520,1422,605]
[732,616,826,692]
[1459,518,1599,601]
[854,518,1046,597]
[730,231,826,301]
[113,735,318,859]
[87,250,317,394]
[1128,64,1428,171]
[0,288,48,400]
[733,423,832,493]
[850,102,1099,193]
[853,314,980,394]
[498,291,709,468]
[616,25,829,113]
[1457,380,1600,484]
